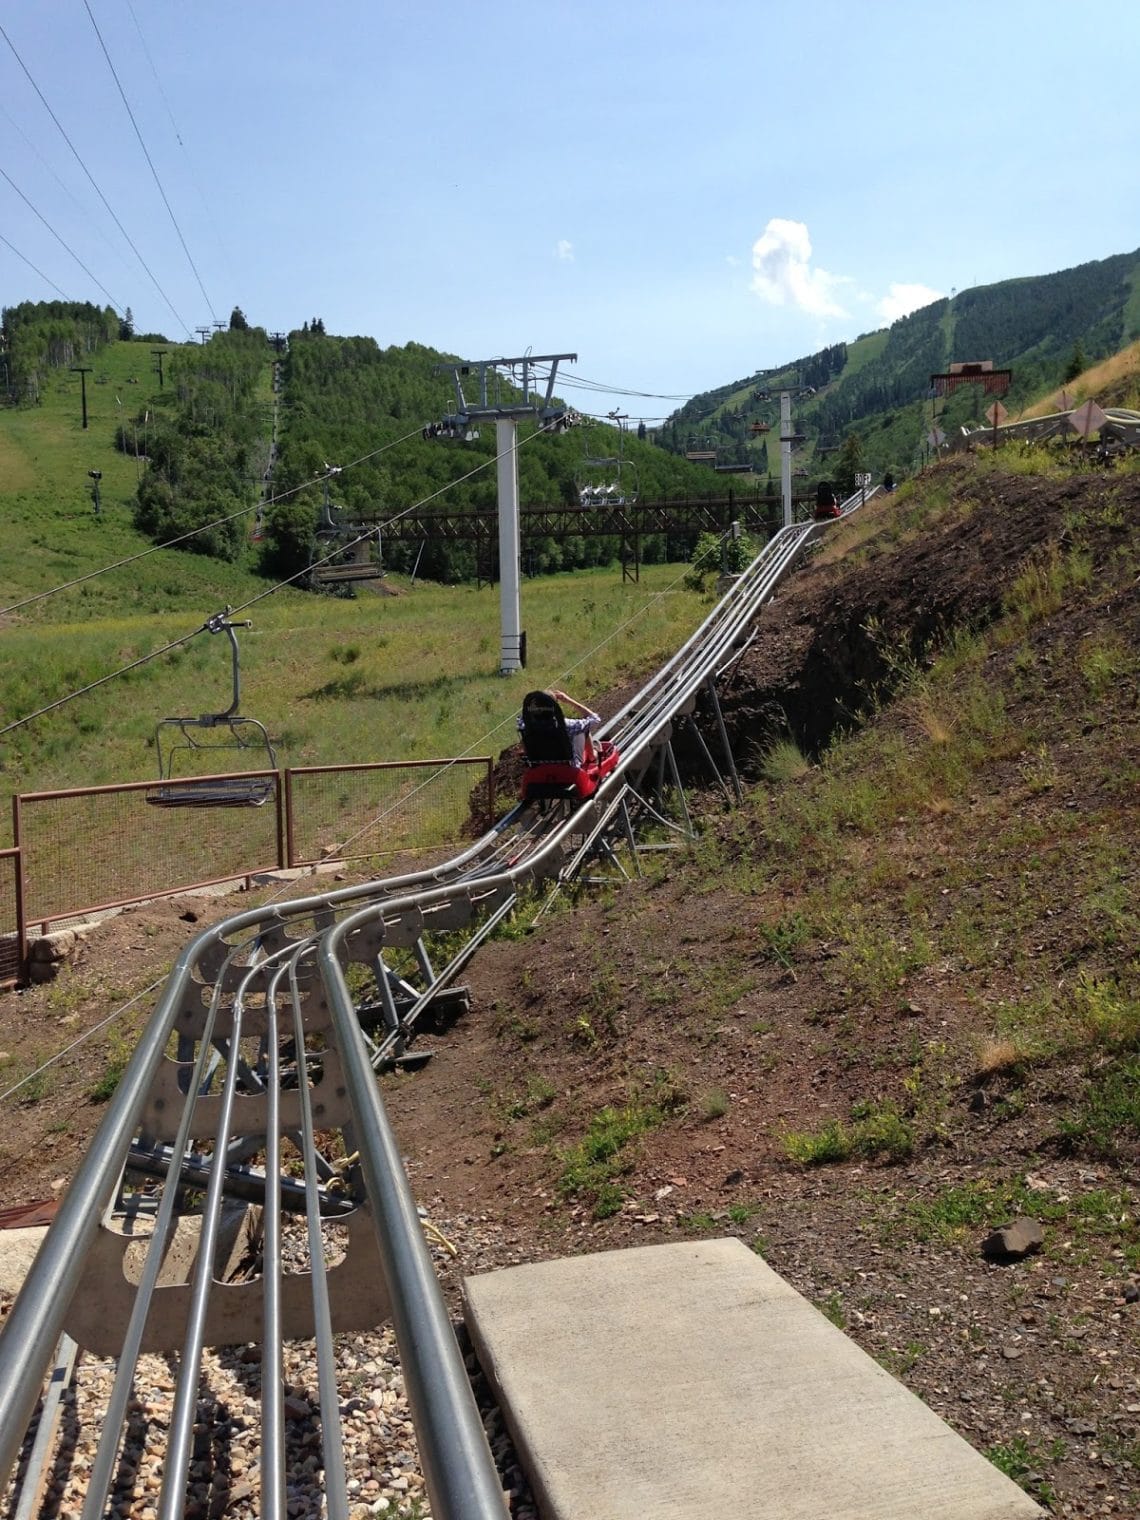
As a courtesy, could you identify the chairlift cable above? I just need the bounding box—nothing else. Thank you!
[0,424,543,732]
[0,162,125,313]
[227,422,553,618]
[0,18,192,337]
[0,425,428,618]
[0,626,205,738]
[81,0,217,322]
[0,405,717,739]
[0,229,71,301]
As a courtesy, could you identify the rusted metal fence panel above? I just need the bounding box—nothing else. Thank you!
[8,759,493,939]
[285,758,494,867]
[15,774,284,930]
[0,847,23,986]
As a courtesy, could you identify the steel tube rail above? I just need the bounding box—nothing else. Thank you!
[319,920,508,1520]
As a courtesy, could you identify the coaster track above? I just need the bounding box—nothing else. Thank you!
[0,499,870,1520]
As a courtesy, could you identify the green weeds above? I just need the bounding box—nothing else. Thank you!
[783,1100,913,1166]
[985,1434,1063,1506]
[558,1101,664,1218]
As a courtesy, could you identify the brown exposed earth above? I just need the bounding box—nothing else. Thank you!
[2,458,1138,1515]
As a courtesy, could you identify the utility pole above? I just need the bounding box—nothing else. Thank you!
[195,326,211,344]
[71,366,92,429]
[427,353,578,674]
[151,348,168,388]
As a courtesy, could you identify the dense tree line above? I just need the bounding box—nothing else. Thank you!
[265,333,736,584]
[0,300,119,402]
[124,327,269,560]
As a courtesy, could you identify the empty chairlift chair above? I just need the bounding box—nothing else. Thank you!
[146,612,278,808]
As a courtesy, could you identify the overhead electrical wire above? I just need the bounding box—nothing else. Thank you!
[125,0,238,291]
[0,422,431,619]
[0,163,124,311]
[0,18,192,338]
[0,229,70,300]
[0,418,550,735]
[81,0,217,324]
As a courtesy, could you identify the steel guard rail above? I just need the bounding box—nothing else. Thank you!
[0,498,871,1520]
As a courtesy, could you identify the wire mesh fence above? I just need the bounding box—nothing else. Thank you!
[0,849,22,986]
[9,759,494,949]
[285,759,494,867]
[15,775,284,930]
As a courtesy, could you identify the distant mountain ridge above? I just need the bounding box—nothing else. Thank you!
[661,246,1140,480]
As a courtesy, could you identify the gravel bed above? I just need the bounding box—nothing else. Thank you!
[3,1214,538,1520]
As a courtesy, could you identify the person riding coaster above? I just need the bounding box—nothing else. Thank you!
[517,688,619,803]
[814,481,841,521]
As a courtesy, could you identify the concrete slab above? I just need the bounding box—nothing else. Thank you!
[463,1238,1042,1520]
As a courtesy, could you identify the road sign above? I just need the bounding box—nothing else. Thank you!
[854,473,872,487]
[985,401,1007,427]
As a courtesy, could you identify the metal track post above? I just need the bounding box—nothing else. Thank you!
[705,677,743,803]
[664,742,695,838]
[497,417,523,674]
[780,391,793,529]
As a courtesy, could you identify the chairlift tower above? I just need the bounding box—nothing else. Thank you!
[429,352,577,674]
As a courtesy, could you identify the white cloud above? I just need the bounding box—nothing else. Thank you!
[725,253,741,267]
[556,239,574,262]
[876,282,944,323]
[750,218,848,318]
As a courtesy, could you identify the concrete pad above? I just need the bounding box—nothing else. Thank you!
[463,1238,1042,1520]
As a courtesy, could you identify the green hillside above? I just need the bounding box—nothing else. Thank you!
[662,246,1140,482]
[0,318,716,811]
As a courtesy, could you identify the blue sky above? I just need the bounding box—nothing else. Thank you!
[3,0,1139,421]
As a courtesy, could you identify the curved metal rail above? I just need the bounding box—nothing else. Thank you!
[956,404,1140,453]
[0,499,870,1520]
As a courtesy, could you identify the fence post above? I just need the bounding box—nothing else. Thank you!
[284,769,296,869]
[12,796,27,985]
[486,758,495,826]
[276,770,287,871]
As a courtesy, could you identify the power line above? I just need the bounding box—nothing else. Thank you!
[125,0,239,293]
[0,18,193,338]
[82,0,217,322]
[0,420,551,735]
[0,423,430,618]
[0,163,124,311]
[0,229,71,300]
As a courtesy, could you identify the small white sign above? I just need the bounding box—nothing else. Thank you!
[855,473,872,487]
